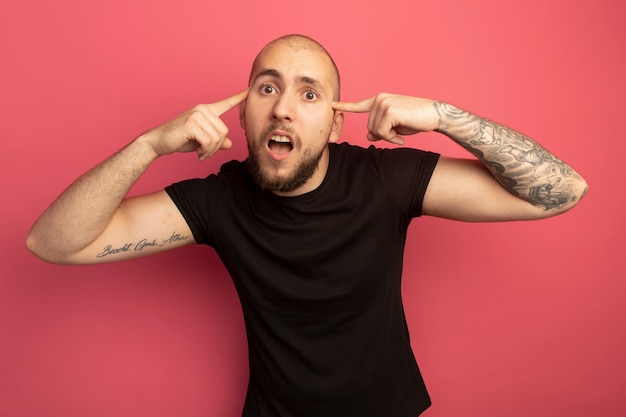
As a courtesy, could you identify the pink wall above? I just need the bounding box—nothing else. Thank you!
[2,0,624,416]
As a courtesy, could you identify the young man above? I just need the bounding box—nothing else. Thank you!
[27,34,587,416]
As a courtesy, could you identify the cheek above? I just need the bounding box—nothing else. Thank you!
[308,108,334,129]
[244,96,267,120]
[316,113,335,136]
[244,104,262,132]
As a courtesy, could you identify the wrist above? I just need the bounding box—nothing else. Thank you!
[133,130,162,162]
[432,102,473,135]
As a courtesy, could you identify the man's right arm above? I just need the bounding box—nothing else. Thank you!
[26,89,248,265]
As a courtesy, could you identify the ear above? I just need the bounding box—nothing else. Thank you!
[239,98,247,129]
[328,110,344,143]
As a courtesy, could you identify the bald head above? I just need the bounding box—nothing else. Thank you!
[249,34,341,101]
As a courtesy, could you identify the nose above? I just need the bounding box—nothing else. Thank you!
[272,91,295,122]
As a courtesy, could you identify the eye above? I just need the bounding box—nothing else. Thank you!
[303,90,318,101]
[260,84,277,95]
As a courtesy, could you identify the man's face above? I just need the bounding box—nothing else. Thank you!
[240,41,343,196]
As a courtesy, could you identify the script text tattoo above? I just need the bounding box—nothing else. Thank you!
[96,232,190,258]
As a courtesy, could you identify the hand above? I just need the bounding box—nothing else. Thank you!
[143,89,248,160]
[332,93,440,145]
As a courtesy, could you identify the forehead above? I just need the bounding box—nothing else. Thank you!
[250,41,335,89]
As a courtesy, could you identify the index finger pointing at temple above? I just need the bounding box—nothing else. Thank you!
[211,88,249,116]
[332,96,376,113]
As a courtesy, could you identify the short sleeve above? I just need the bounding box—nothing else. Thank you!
[165,177,216,246]
[368,146,440,218]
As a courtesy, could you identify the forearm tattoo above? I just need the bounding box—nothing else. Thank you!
[96,231,190,259]
[434,102,585,211]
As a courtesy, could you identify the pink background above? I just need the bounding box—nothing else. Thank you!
[1,0,624,416]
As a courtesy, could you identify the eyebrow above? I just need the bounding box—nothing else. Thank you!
[253,68,326,92]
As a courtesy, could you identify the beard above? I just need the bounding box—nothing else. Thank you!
[246,130,328,194]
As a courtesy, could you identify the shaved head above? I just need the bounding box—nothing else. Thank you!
[249,34,341,100]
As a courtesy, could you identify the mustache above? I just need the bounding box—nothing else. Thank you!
[262,125,299,144]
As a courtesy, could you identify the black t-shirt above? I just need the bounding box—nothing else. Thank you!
[166,142,440,417]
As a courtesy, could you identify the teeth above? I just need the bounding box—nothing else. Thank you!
[270,135,290,143]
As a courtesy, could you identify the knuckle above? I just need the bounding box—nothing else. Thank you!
[185,110,203,126]
[218,124,229,137]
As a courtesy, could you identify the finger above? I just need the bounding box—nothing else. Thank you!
[367,100,400,142]
[220,137,233,150]
[185,111,228,160]
[199,127,231,160]
[332,96,376,113]
[185,124,217,160]
[199,137,233,160]
[367,101,389,139]
[210,88,249,116]
[367,131,405,145]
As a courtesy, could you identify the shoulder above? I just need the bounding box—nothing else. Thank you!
[330,142,437,158]
[330,142,439,170]
[166,159,249,199]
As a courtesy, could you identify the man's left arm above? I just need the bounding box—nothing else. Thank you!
[333,94,588,221]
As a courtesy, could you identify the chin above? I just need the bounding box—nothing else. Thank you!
[246,141,325,194]
[247,161,311,194]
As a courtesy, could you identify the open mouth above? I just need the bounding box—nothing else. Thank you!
[268,133,294,155]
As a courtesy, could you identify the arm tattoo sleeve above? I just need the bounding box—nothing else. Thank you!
[434,102,586,211]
